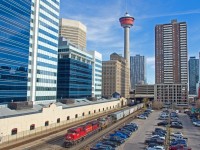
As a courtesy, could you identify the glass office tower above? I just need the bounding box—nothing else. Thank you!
[57,37,92,99]
[0,0,31,103]
[0,0,60,104]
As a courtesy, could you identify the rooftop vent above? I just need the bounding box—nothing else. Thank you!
[8,101,33,110]
[59,99,75,104]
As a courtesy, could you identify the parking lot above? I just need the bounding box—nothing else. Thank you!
[117,110,162,150]
[171,113,200,150]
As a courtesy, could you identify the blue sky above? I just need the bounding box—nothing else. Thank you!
[60,0,200,84]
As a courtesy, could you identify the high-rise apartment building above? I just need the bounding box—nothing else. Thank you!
[28,0,60,104]
[102,53,129,98]
[155,20,188,106]
[59,18,86,50]
[189,56,199,95]
[0,0,60,104]
[130,55,146,89]
[0,0,32,103]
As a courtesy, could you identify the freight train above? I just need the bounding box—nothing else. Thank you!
[63,103,144,148]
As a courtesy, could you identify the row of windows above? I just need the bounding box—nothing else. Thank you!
[41,0,59,12]
[40,5,59,20]
[38,36,58,47]
[39,28,58,41]
[38,45,57,55]
[39,21,58,34]
[0,86,27,90]
[27,86,56,91]
[0,74,27,81]
[37,52,57,62]
[36,69,57,76]
[35,96,56,101]
[95,69,102,73]
[95,74,102,77]
[57,88,91,91]
[39,13,58,27]
[37,61,57,69]
[95,79,102,82]
[36,78,56,84]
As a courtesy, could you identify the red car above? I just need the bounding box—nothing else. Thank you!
[170,145,192,150]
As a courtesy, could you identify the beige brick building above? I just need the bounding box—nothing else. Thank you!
[102,53,130,98]
[59,18,87,50]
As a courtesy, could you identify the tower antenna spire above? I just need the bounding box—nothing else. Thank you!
[125,0,127,12]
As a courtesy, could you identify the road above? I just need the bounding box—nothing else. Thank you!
[172,113,200,150]
[117,110,162,150]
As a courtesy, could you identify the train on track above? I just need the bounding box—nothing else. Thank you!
[63,103,144,148]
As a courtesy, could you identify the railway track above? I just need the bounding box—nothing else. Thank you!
[4,106,129,150]
[66,109,143,150]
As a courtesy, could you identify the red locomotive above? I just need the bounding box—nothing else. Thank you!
[64,120,100,147]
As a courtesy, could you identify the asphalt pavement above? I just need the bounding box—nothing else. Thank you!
[117,110,163,150]
[172,113,200,150]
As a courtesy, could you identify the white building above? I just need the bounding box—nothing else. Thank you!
[28,0,60,104]
[88,51,102,98]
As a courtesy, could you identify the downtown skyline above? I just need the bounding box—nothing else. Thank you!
[60,0,200,84]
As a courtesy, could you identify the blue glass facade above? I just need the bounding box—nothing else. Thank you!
[0,0,31,103]
[57,58,92,99]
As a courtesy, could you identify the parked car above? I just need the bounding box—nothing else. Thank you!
[157,121,169,126]
[101,140,118,148]
[103,136,125,144]
[171,132,183,137]
[170,139,187,147]
[145,137,165,145]
[151,135,165,140]
[137,115,147,119]
[170,123,183,129]
[146,145,165,150]
[110,132,128,139]
[169,145,191,150]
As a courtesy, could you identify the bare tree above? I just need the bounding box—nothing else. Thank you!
[152,101,163,110]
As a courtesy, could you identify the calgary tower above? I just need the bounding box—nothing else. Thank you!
[119,12,134,68]
[119,12,134,94]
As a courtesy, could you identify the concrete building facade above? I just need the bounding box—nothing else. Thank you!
[59,18,87,50]
[155,20,188,106]
[130,55,146,89]
[0,99,122,144]
[102,53,129,98]
[189,56,199,95]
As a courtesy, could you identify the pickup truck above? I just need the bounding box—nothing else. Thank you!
[145,137,165,145]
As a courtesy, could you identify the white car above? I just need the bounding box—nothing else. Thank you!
[151,135,165,140]
[171,132,183,137]
[137,115,147,119]
[193,121,200,127]
[146,145,165,150]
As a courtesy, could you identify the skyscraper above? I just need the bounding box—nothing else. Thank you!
[130,55,146,89]
[28,0,60,104]
[189,57,199,95]
[0,0,60,104]
[155,20,188,106]
[0,0,31,103]
[59,18,87,50]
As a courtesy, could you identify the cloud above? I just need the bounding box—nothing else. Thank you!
[146,56,155,69]
[139,9,200,19]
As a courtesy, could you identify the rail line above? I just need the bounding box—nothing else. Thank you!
[4,106,129,150]
[65,109,143,150]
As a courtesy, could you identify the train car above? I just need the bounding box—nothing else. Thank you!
[129,105,137,114]
[98,116,112,129]
[110,111,124,121]
[123,108,130,117]
[64,121,100,147]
